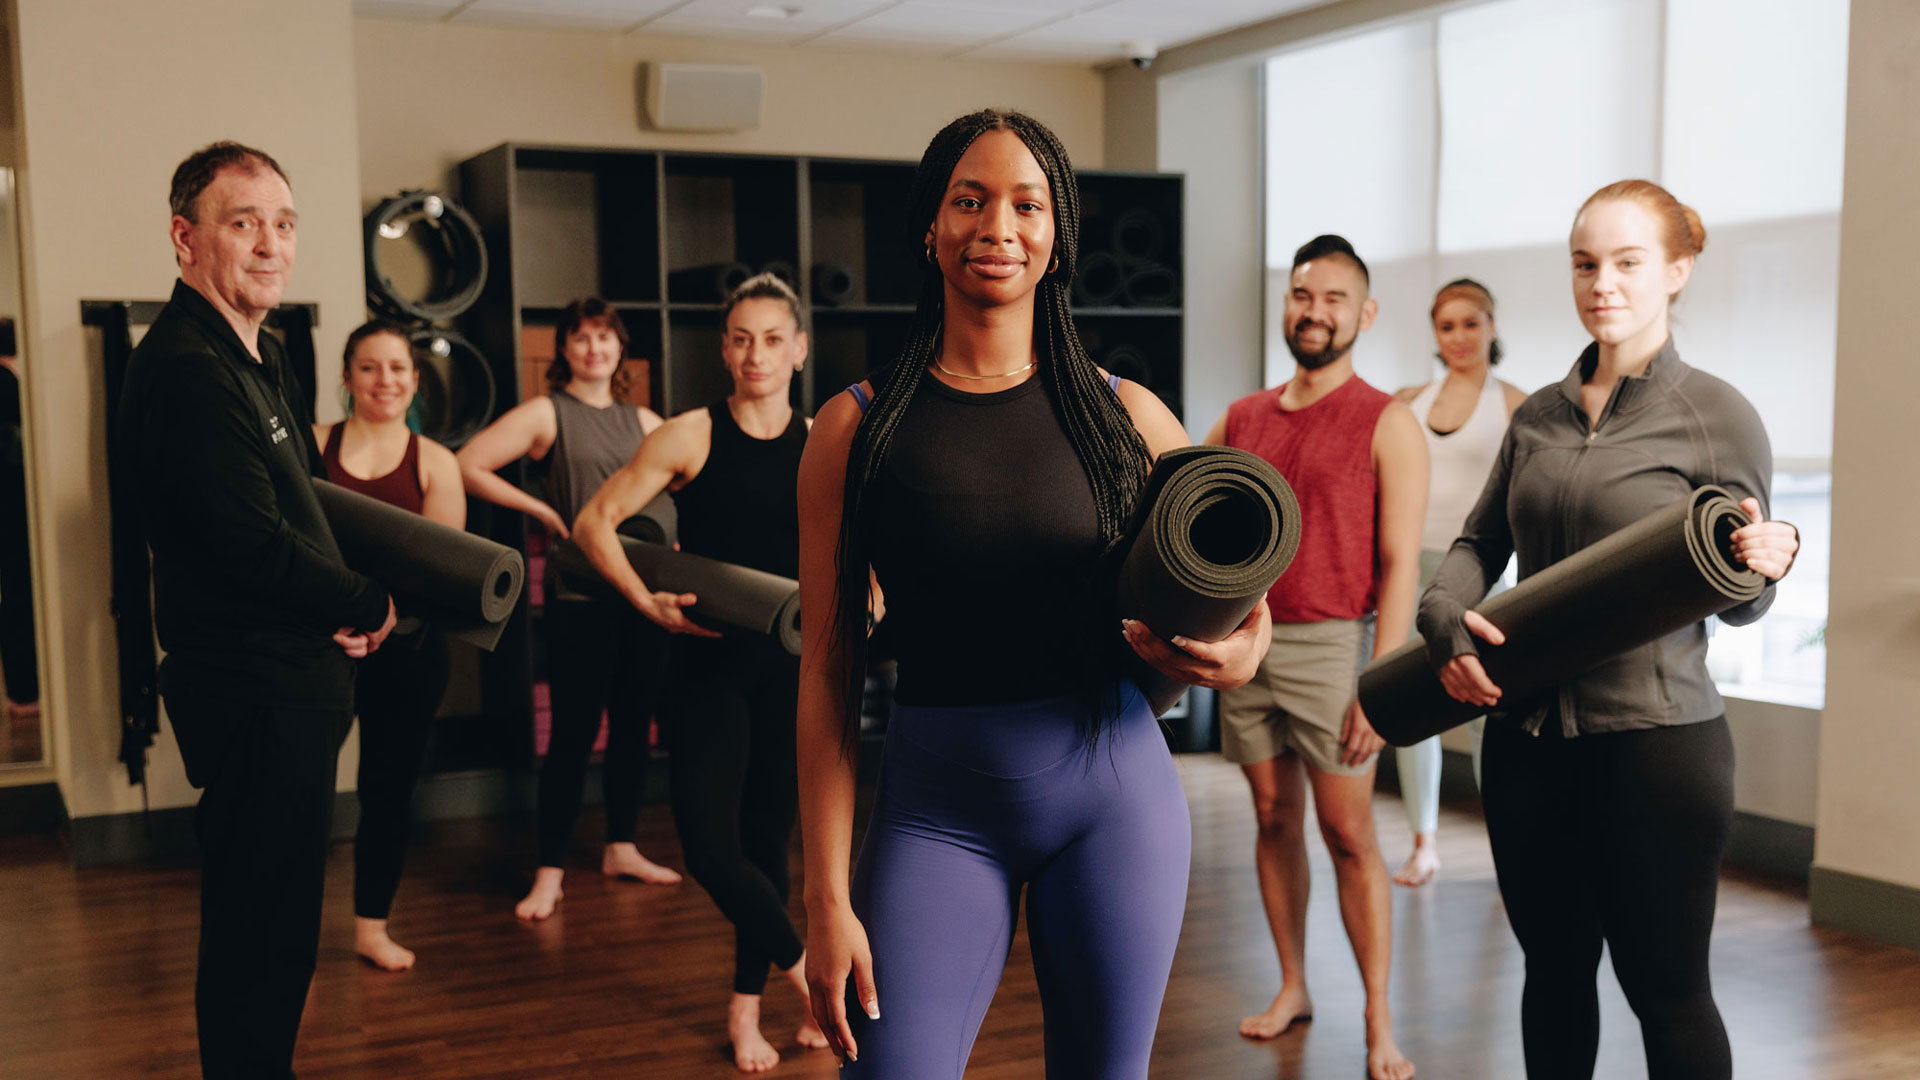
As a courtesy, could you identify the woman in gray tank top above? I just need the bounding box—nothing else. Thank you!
[456,297,680,921]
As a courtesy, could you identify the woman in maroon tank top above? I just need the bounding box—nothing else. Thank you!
[310,321,464,972]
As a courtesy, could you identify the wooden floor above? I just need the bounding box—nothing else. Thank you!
[4,755,1919,1079]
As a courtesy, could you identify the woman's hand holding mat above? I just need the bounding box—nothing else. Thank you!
[1121,598,1271,691]
[1731,497,1799,580]
[1438,611,1507,707]
[637,588,722,638]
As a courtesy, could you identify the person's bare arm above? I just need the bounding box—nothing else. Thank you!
[312,423,332,454]
[417,438,467,530]
[1393,382,1428,404]
[637,404,665,435]
[572,411,719,636]
[455,396,566,535]
[798,389,878,1065]
[1501,380,1529,417]
[1339,401,1428,764]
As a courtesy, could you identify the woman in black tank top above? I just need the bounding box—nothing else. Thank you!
[573,274,827,1072]
[311,321,465,973]
[794,111,1272,1077]
[456,298,682,922]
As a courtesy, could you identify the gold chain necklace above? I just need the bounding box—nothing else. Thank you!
[933,357,1037,381]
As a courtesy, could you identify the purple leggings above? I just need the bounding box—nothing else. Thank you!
[845,683,1192,1080]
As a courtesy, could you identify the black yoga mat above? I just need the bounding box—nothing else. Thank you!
[1102,344,1151,386]
[760,260,799,288]
[669,262,752,304]
[1110,208,1166,265]
[313,481,525,651]
[1072,251,1127,308]
[550,537,802,655]
[1114,446,1302,715]
[1122,264,1181,308]
[812,263,857,307]
[1358,485,1767,746]
[619,492,678,548]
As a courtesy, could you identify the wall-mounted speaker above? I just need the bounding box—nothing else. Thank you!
[641,62,764,133]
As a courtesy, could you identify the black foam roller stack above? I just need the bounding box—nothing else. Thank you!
[1359,485,1767,745]
[1110,208,1166,265]
[812,263,858,307]
[670,262,753,303]
[551,537,802,655]
[1073,251,1127,308]
[1121,265,1181,308]
[1113,446,1302,715]
[313,480,525,651]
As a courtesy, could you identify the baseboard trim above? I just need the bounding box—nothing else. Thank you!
[1811,866,1920,952]
[1727,811,1815,882]
[68,757,674,868]
[0,781,68,836]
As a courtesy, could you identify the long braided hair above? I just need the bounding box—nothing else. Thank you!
[830,109,1153,753]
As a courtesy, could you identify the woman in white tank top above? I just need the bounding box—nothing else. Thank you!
[1390,279,1528,887]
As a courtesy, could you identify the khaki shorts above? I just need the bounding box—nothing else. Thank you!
[1218,617,1374,774]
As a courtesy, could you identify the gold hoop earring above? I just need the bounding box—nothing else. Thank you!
[925,244,938,265]
[1048,256,1059,275]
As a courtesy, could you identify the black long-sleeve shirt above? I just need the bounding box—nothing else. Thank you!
[115,280,389,708]
[1417,338,1776,737]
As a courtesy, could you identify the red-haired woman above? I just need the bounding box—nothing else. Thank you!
[1419,181,1799,1079]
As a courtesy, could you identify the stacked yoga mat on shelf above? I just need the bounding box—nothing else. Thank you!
[668,262,753,304]
[550,537,802,655]
[1113,446,1302,715]
[1073,207,1181,310]
[314,481,525,651]
[1358,485,1767,745]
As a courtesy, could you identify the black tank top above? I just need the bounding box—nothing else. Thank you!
[864,376,1102,706]
[672,400,806,579]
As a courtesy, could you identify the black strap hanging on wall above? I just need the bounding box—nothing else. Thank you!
[83,298,322,786]
[364,190,488,323]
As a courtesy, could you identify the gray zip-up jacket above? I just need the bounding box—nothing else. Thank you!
[1417,338,1778,737]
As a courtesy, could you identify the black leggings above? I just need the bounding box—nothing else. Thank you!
[662,637,804,995]
[539,598,670,868]
[1481,716,1734,1080]
[352,628,450,920]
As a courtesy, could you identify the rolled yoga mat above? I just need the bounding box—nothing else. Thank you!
[1113,445,1302,715]
[1121,263,1181,308]
[812,263,857,307]
[1072,251,1127,308]
[669,262,753,304]
[550,536,802,655]
[313,480,525,651]
[618,492,678,548]
[1110,208,1166,265]
[1358,485,1767,746]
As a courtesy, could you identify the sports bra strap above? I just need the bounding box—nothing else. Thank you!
[847,383,871,413]
[1108,372,1122,392]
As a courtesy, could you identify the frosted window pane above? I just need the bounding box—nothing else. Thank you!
[1263,21,1435,268]
[1436,0,1660,253]
[1663,0,1849,226]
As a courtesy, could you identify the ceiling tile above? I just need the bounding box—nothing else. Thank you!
[453,0,687,31]
[637,0,885,38]
[812,0,1048,48]
[352,0,469,17]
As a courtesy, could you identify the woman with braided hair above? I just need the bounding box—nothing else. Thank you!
[796,109,1271,1078]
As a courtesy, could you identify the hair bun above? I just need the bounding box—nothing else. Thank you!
[1680,203,1707,255]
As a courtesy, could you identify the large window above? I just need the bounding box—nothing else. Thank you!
[1263,0,1848,706]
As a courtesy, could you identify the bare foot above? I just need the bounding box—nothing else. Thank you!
[602,842,683,885]
[1239,985,1313,1039]
[782,955,830,1050]
[514,866,564,920]
[354,917,416,971]
[1367,1015,1415,1080]
[1393,834,1441,887]
[728,994,781,1073]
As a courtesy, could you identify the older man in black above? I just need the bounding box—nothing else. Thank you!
[116,141,395,1079]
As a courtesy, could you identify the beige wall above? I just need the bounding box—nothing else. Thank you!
[353,17,1105,201]
[12,0,366,816]
[1814,0,1920,890]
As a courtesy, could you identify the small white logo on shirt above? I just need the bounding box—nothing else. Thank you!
[269,414,289,445]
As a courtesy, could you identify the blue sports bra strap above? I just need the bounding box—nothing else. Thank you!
[847,383,871,413]
[1107,372,1122,392]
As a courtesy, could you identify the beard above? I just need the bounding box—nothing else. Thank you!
[1284,317,1356,371]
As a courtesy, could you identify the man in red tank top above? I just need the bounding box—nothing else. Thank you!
[1203,235,1427,1080]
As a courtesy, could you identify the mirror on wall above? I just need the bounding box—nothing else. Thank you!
[0,165,44,768]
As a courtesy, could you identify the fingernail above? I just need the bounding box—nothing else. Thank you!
[1171,636,1191,648]
[866,1002,880,1020]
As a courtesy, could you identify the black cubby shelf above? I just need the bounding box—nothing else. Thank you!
[456,142,1184,765]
